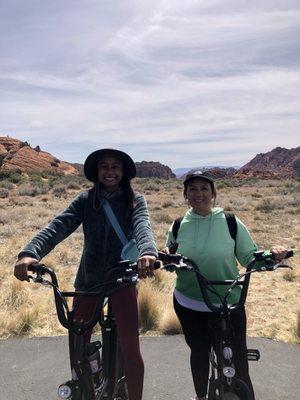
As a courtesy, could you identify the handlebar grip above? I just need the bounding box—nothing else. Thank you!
[28,263,46,273]
[270,249,294,260]
[284,250,294,259]
[158,251,183,263]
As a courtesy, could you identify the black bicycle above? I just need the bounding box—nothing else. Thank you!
[28,259,159,400]
[158,249,294,400]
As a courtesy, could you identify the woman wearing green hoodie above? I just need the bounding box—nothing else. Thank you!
[164,171,288,400]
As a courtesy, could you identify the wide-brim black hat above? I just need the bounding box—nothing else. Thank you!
[84,148,136,182]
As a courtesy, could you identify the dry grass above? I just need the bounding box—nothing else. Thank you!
[0,175,299,343]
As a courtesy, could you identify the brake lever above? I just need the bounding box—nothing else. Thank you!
[117,275,139,284]
[261,262,293,271]
[28,274,52,285]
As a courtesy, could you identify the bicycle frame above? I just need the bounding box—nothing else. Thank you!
[158,250,293,400]
[28,264,134,400]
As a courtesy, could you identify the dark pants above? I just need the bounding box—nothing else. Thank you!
[73,286,144,400]
[174,296,255,399]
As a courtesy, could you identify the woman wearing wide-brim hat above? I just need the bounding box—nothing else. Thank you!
[14,148,158,400]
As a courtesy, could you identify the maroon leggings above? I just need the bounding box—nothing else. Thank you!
[73,285,144,400]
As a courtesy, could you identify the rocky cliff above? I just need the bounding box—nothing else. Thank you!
[182,167,237,179]
[0,137,79,175]
[135,161,176,179]
[234,146,300,179]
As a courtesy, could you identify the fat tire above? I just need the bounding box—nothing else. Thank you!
[208,377,253,400]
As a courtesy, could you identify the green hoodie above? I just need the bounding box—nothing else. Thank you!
[166,207,258,305]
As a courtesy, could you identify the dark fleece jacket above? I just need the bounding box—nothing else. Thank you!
[19,186,157,290]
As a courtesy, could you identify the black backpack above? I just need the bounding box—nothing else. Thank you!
[169,212,237,254]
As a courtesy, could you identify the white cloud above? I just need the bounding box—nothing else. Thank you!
[0,0,299,168]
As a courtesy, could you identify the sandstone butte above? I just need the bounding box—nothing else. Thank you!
[0,137,79,176]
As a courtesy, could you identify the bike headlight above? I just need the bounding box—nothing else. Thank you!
[58,383,72,399]
[223,366,235,378]
[223,346,233,360]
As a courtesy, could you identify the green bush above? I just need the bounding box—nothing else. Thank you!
[153,211,173,224]
[52,184,68,198]
[0,171,24,184]
[0,188,9,198]
[18,185,41,197]
[67,181,81,190]
[0,180,14,190]
[255,199,274,212]
[217,180,233,189]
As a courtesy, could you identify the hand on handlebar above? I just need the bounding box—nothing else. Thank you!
[14,256,39,282]
[270,246,290,261]
[161,247,170,254]
[137,255,157,278]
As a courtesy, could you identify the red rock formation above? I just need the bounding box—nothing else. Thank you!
[182,167,237,180]
[0,136,79,176]
[135,161,176,179]
[234,147,300,179]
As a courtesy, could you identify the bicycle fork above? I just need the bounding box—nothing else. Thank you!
[58,328,103,400]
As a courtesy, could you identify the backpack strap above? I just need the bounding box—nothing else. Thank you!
[168,217,183,254]
[172,217,183,240]
[224,212,237,254]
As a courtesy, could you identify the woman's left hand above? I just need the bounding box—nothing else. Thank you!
[270,245,289,261]
[138,255,157,278]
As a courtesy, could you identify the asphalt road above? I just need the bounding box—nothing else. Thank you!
[0,335,299,400]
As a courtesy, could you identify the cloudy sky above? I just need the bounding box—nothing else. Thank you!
[0,0,299,168]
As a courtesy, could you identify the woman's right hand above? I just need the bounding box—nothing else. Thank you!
[14,256,39,281]
[161,247,170,254]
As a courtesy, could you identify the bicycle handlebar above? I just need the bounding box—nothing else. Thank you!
[28,259,161,333]
[158,250,294,314]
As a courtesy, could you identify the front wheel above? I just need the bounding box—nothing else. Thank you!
[208,377,253,400]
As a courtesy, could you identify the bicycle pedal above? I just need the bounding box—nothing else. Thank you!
[247,348,260,361]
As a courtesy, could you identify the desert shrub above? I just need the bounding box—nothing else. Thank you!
[217,180,233,189]
[153,211,173,224]
[0,188,9,198]
[67,181,81,190]
[159,310,182,335]
[282,270,296,282]
[0,171,24,184]
[162,201,174,208]
[29,172,43,184]
[0,180,14,190]
[234,177,259,187]
[18,184,41,197]
[255,199,276,212]
[0,211,9,224]
[143,183,160,192]
[52,184,68,198]
[138,281,160,332]
[18,308,40,335]
[251,192,262,198]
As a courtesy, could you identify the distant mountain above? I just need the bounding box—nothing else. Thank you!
[135,161,175,179]
[173,166,240,178]
[1,136,298,180]
[235,146,300,179]
[0,136,79,176]
[182,167,237,180]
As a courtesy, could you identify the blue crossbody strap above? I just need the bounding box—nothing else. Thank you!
[102,199,129,246]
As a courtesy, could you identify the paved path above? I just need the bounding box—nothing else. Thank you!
[0,335,299,400]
